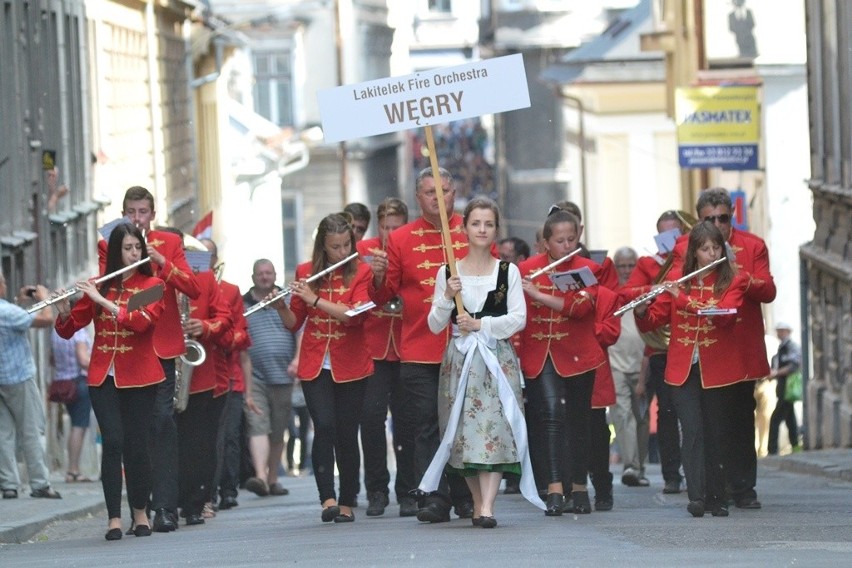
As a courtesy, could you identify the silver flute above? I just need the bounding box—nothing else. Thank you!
[527,248,583,280]
[613,257,728,317]
[27,257,152,314]
[244,252,359,317]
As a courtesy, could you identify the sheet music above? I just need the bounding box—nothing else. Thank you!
[549,266,598,292]
[344,301,376,317]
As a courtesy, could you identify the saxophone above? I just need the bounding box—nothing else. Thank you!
[174,292,206,413]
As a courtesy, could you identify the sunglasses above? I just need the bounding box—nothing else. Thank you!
[704,214,732,224]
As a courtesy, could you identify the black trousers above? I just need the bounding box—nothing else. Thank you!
[302,370,365,507]
[646,354,683,484]
[768,398,799,454]
[360,360,411,499]
[177,390,225,515]
[588,407,613,497]
[705,380,758,501]
[526,359,595,488]
[670,365,708,503]
[150,357,179,512]
[286,405,311,472]
[399,362,471,508]
[214,390,244,499]
[89,376,157,519]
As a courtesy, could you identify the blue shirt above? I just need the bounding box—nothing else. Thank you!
[0,298,37,385]
[243,289,296,385]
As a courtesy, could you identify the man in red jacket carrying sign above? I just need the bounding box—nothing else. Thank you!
[368,167,475,523]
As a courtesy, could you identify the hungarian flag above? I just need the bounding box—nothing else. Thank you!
[193,211,213,240]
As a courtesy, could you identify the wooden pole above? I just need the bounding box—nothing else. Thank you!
[424,125,465,314]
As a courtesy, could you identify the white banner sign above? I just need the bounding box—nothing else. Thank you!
[317,54,530,142]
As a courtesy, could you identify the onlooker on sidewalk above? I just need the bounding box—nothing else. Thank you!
[0,270,62,500]
[768,322,802,455]
[50,327,95,483]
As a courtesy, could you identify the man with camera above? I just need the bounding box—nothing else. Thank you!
[0,270,61,499]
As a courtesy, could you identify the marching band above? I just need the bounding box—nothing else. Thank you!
[20,177,776,538]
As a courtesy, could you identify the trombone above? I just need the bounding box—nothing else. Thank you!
[244,252,359,317]
[613,257,727,317]
[27,258,152,314]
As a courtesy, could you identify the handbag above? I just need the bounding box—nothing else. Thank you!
[48,379,78,404]
[783,371,802,402]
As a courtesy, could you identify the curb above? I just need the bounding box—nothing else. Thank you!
[761,454,852,483]
[0,501,105,544]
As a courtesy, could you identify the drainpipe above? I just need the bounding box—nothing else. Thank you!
[334,0,348,204]
[799,254,810,449]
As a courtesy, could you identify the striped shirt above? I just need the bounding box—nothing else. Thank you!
[0,299,36,385]
[243,288,296,385]
[51,327,91,380]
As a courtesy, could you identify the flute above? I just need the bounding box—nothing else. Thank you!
[613,257,727,317]
[527,248,583,280]
[27,258,152,313]
[244,252,359,317]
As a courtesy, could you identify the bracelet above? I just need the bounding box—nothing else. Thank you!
[313,297,320,308]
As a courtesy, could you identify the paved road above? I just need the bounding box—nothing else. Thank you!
[1,459,850,567]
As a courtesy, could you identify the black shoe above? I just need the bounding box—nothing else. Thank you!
[687,499,705,518]
[663,480,682,494]
[105,528,123,541]
[321,505,340,523]
[219,495,239,510]
[399,496,418,517]
[185,513,205,526]
[366,491,390,517]
[734,496,762,509]
[572,491,591,514]
[478,516,497,528]
[544,493,564,516]
[152,508,177,532]
[30,487,62,499]
[710,503,729,517]
[134,524,152,537]
[245,477,269,497]
[416,502,451,523]
[454,501,474,519]
[334,511,355,523]
[594,493,614,511]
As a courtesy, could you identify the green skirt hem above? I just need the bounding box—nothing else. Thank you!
[446,462,521,478]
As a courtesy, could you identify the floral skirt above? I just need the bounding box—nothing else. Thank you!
[437,337,523,476]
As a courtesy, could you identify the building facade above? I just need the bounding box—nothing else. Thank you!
[802,0,852,448]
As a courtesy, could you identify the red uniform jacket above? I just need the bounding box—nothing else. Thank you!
[55,272,165,388]
[592,286,620,408]
[593,256,619,291]
[288,260,374,382]
[670,227,776,379]
[368,214,474,364]
[98,230,200,359]
[357,237,402,361]
[517,253,606,378]
[186,270,231,396]
[620,254,672,356]
[219,280,252,394]
[636,270,751,388]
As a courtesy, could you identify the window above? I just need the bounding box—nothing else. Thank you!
[253,51,293,127]
[429,0,452,13]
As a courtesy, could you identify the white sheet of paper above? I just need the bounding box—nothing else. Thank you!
[654,228,681,254]
[697,308,737,316]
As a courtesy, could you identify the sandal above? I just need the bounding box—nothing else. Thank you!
[202,503,217,518]
[66,472,93,483]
